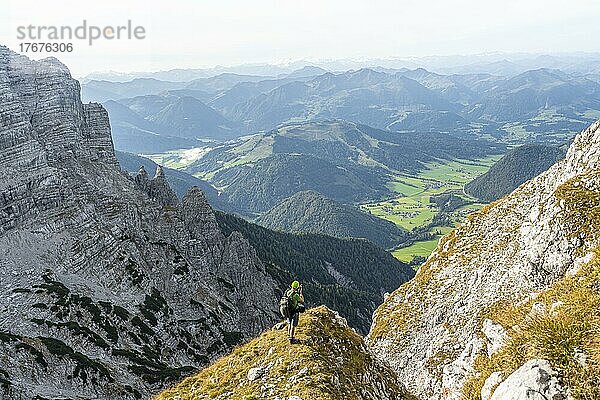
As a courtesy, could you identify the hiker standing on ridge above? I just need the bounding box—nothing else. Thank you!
[280,280,305,344]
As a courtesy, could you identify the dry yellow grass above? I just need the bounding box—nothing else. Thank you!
[155,306,412,400]
[462,250,600,400]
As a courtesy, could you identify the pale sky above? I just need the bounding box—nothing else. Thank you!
[2,0,600,77]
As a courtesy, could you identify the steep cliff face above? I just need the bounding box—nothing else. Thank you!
[0,47,279,399]
[155,307,414,400]
[368,119,600,399]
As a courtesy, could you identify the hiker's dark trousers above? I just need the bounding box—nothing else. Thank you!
[287,312,299,327]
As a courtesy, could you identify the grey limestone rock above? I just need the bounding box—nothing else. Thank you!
[481,318,508,357]
[481,372,504,400]
[489,359,567,400]
[133,164,179,207]
[0,46,279,399]
[368,119,600,399]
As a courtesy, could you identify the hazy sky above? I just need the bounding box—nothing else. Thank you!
[2,0,600,77]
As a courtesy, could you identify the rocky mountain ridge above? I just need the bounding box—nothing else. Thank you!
[368,119,600,399]
[155,306,414,400]
[0,47,279,399]
[156,119,600,400]
[114,150,222,204]
[0,47,418,400]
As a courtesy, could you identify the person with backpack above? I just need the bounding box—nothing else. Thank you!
[279,280,305,343]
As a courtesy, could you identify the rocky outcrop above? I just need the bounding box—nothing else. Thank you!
[133,165,179,207]
[489,359,566,400]
[0,46,279,399]
[155,306,414,400]
[367,119,600,399]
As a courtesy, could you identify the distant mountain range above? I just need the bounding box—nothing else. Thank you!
[223,69,456,133]
[81,78,188,102]
[465,143,566,201]
[147,96,240,140]
[465,68,600,123]
[103,100,205,153]
[83,53,600,82]
[256,190,407,249]
[85,63,600,153]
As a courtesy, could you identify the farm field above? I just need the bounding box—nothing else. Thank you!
[144,147,499,265]
[362,156,500,264]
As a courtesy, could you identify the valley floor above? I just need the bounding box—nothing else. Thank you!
[361,156,499,264]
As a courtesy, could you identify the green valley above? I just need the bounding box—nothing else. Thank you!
[140,121,506,266]
[362,156,500,263]
[143,147,213,170]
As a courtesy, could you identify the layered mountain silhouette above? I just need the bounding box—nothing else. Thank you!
[467,68,600,122]
[81,78,187,102]
[84,65,600,152]
[103,99,201,153]
[148,96,240,140]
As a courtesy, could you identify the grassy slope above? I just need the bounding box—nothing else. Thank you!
[154,307,414,400]
[392,237,440,262]
[462,173,600,399]
[143,147,213,170]
[463,253,600,399]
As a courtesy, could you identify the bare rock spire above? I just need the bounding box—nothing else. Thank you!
[154,165,165,179]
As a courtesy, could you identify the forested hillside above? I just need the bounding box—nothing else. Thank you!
[465,144,566,201]
[185,121,503,215]
[257,190,407,248]
[215,211,415,333]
